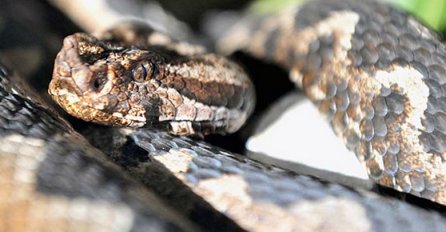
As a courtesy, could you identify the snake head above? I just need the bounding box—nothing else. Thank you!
[50,31,255,135]
[49,33,163,127]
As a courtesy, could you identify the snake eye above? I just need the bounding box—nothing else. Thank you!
[132,63,153,82]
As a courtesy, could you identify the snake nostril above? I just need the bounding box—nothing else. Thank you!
[92,75,107,91]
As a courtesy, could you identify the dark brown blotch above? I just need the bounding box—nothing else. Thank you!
[161,77,246,109]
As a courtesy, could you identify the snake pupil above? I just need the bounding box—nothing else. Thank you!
[132,63,152,82]
[140,64,147,79]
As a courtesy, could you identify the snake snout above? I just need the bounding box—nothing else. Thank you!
[54,33,116,95]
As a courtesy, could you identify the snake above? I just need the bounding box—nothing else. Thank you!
[48,0,446,206]
[2,0,446,231]
[48,24,255,135]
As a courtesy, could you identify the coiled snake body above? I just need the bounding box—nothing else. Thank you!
[49,0,446,205]
[219,0,446,204]
[1,0,446,231]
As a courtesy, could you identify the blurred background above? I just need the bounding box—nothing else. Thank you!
[156,0,446,34]
[389,0,446,32]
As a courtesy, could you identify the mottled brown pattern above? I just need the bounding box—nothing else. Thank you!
[49,26,254,135]
[219,0,446,205]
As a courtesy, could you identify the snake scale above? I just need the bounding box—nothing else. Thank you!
[49,0,446,205]
[1,0,446,231]
[217,0,446,204]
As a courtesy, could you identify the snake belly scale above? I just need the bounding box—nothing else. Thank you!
[49,0,446,205]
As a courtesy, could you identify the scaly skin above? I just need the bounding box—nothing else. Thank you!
[49,23,254,136]
[0,62,198,231]
[218,0,446,204]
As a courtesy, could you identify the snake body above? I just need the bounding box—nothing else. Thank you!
[0,64,199,231]
[220,0,446,205]
[2,60,445,231]
[49,0,446,205]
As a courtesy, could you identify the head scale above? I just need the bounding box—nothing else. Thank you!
[49,33,163,127]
